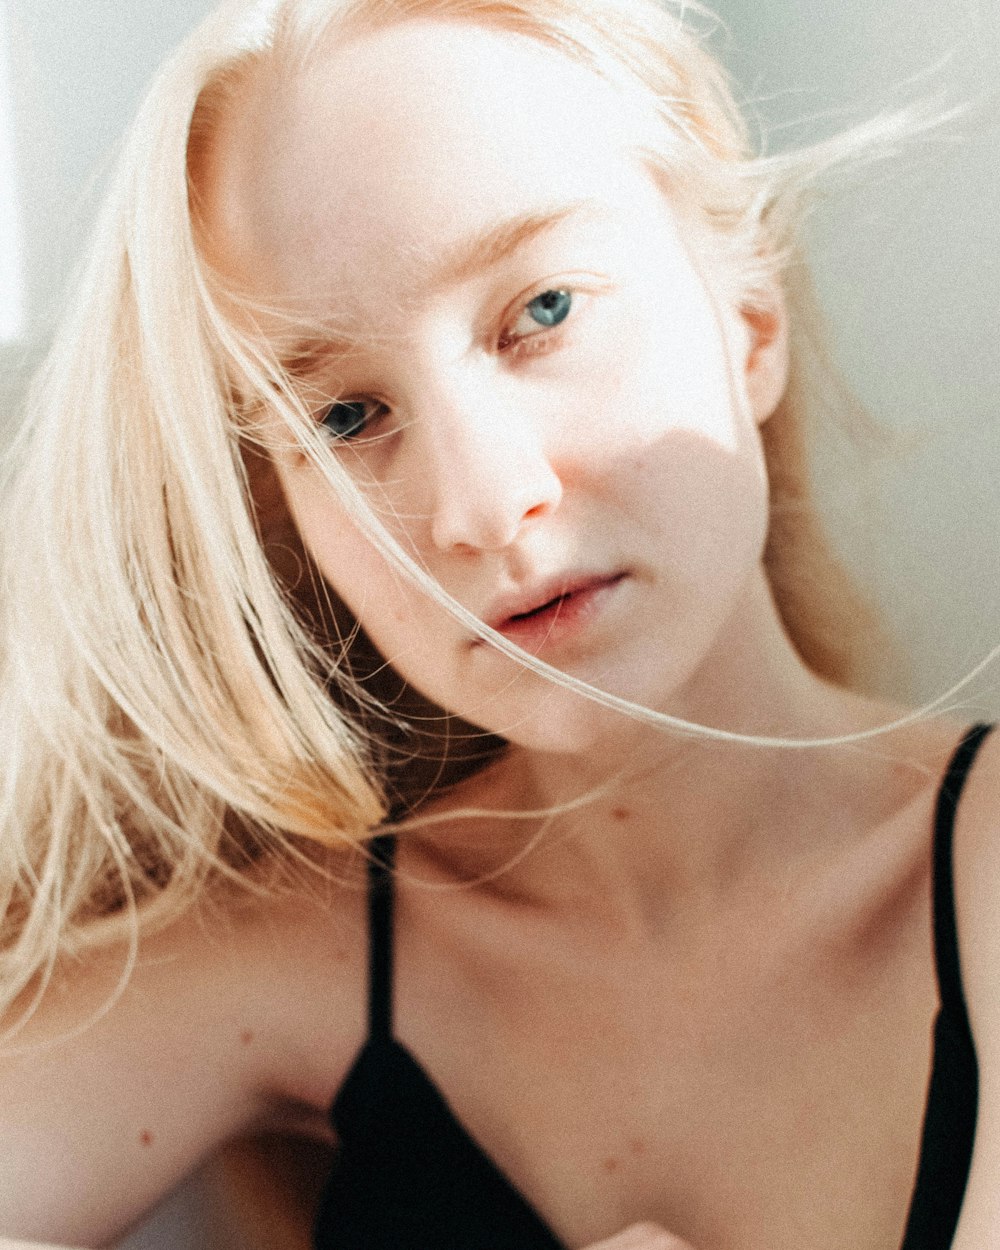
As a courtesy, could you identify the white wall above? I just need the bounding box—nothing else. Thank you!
[1,0,220,413]
[0,0,23,343]
[0,0,998,1243]
[4,0,218,333]
[711,0,1000,710]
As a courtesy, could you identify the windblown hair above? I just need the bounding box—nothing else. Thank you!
[0,0,895,1024]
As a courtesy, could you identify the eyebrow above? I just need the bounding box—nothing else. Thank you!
[428,197,604,290]
[277,199,603,375]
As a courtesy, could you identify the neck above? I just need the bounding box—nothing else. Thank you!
[409,571,953,929]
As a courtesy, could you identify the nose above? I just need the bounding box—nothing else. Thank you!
[414,375,563,553]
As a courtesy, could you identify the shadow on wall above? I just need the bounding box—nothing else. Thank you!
[116,1138,332,1250]
[117,1165,250,1250]
[116,1176,213,1250]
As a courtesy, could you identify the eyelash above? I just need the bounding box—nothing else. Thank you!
[498,286,577,357]
[499,323,561,360]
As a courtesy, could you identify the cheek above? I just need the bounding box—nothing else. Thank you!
[573,315,745,471]
[310,535,409,640]
[277,467,397,621]
[619,424,770,585]
[281,468,464,693]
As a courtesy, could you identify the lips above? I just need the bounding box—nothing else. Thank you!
[482,571,628,647]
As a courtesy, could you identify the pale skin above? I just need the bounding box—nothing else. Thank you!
[4,17,1000,1250]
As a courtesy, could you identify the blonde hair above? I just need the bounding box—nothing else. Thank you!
[0,0,899,1024]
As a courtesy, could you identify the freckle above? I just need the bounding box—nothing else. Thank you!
[140,1130,154,1147]
[240,1029,255,1046]
[602,1156,620,1174]
[611,807,631,822]
[629,1138,646,1157]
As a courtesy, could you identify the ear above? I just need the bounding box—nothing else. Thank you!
[739,282,789,426]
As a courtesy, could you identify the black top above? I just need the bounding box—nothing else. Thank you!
[314,723,993,1250]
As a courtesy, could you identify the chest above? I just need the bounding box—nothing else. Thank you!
[396,883,940,1250]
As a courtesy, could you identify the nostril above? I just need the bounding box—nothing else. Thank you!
[427,442,562,552]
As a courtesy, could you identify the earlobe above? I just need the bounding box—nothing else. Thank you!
[741,285,790,426]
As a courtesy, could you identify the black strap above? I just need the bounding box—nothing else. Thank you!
[367,832,398,1042]
[365,727,992,1043]
[931,723,993,1020]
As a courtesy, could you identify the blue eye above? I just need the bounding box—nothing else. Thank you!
[319,398,384,441]
[528,289,572,327]
[506,289,573,344]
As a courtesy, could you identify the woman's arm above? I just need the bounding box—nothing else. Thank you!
[0,914,269,1248]
[943,729,1000,1248]
[0,870,371,1250]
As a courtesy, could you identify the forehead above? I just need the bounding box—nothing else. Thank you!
[206,18,660,321]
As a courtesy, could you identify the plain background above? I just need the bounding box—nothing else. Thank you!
[0,0,998,1244]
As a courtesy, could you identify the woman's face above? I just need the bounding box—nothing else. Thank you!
[205,19,788,751]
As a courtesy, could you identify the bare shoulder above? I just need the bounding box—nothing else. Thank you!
[950,721,1000,1050]
[944,721,1000,1246]
[0,849,370,1247]
[226,848,372,1113]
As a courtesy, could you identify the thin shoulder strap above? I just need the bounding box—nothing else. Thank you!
[931,722,994,1018]
[366,832,397,1042]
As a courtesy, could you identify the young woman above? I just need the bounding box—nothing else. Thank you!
[1,1,998,1248]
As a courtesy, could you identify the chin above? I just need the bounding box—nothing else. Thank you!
[476,685,655,759]
[406,634,705,759]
